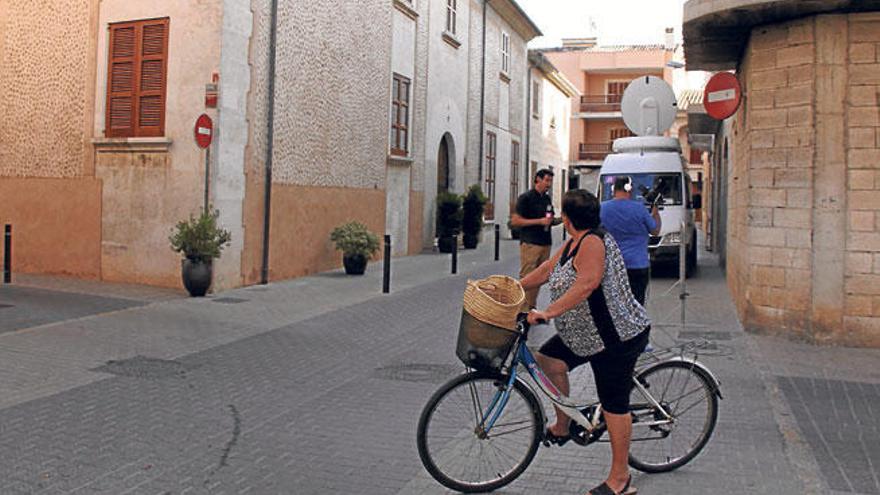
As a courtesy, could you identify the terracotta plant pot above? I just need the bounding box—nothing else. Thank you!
[182,258,212,297]
[343,253,368,275]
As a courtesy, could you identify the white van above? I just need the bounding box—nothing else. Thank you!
[596,136,697,275]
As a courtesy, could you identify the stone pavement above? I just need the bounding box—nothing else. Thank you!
[0,233,877,494]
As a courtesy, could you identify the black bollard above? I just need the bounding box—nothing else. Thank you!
[383,234,391,293]
[451,235,458,274]
[494,224,500,261]
[3,225,10,284]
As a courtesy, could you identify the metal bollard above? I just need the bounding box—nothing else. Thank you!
[382,235,391,293]
[494,224,500,261]
[451,235,458,274]
[3,224,10,284]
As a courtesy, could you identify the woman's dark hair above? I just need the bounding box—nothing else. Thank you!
[562,189,601,230]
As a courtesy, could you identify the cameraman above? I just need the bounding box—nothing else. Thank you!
[600,176,661,305]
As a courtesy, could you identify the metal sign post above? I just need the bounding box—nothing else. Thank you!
[679,220,688,330]
[194,114,214,210]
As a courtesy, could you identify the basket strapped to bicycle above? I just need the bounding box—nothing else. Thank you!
[456,276,524,370]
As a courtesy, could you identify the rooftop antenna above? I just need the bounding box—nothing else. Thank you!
[620,75,677,136]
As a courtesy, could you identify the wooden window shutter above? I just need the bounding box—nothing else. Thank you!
[106,18,169,137]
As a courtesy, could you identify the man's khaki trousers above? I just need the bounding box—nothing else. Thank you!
[519,242,551,310]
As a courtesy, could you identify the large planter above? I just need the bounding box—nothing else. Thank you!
[182,258,213,297]
[343,253,368,275]
[438,236,457,253]
[462,233,479,249]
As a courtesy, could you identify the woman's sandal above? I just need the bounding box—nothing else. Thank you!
[543,427,571,446]
[588,476,637,495]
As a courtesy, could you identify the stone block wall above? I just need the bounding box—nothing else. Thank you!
[728,13,880,346]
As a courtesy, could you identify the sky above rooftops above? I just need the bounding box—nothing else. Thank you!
[518,0,688,48]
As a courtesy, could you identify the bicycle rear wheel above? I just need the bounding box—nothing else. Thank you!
[416,371,543,493]
[627,360,718,473]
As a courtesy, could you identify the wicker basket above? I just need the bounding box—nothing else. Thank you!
[456,276,525,370]
[456,310,518,370]
[462,275,525,331]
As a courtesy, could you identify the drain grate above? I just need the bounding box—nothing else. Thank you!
[373,364,463,384]
[213,297,248,304]
[92,356,191,380]
[677,330,732,341]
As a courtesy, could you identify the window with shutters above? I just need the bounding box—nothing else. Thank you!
[501,32,510,75]
[484,132,497,220]
[606,80,628,104]
[446,0,457,35]
[509,141,520,214]
[105,18,169,138]
[390,74,410,156]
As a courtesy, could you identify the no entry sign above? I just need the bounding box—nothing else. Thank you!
[194,114,213,149]
[703,72,742,120]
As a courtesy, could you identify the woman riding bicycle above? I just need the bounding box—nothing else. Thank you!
[522,189,650,495]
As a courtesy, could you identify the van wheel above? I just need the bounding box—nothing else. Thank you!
[685,235,697,278]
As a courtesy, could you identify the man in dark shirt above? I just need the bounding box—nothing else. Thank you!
[510,169,557,309]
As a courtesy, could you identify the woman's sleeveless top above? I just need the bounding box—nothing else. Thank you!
[548,229,650,357]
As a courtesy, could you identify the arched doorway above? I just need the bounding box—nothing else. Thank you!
[437,133,454,195]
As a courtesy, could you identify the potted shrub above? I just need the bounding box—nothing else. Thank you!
[330,221,380,275]
[169,208,232,297]
[461,184,487,249]
[436,192,462,253]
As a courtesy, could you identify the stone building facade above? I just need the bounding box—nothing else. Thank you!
[541,37,676,191]
[527,51,578,209]
[0,0,541,289]
[684,0,880,346]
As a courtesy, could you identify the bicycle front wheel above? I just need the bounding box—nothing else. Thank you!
[628,360,719,473]
[416,371,543,493]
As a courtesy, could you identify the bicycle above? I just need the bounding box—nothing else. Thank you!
[416,314,723,493]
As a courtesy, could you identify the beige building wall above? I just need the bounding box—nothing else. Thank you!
[92,0,225,288]
[726,13,880,346]
[0,0,103,278]
[257,0,393,280]
[528,66,574,209]
[483,5,529,234]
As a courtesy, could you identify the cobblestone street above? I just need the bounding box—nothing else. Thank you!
[0,237,877,494]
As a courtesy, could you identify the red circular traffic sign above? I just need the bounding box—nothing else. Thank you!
[703,72,742,120]
[194,114,213,149]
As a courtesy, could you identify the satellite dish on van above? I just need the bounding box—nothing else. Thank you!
[621,76,677,136]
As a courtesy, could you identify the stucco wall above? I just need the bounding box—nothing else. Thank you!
[270,0,391,189]
[529,67,572,208]
[0,0,97,178]
[422,0,472,246]
[93,0,225,289]
[268,185,385,279]
[484,6,527,233]
[0,178,102,278]
[727,13,880,347]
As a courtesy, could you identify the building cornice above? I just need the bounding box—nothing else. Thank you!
[487,0,542,41]
[528,51,579,97]
[683,0,880,70]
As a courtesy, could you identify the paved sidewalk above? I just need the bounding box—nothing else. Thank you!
[0,233,876,494]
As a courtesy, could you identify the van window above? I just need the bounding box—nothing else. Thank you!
[599,173,684,206]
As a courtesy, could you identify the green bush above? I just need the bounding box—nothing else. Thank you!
[436,192,462,238]
[169,208,232,261]
[461,184,487,237]
[330,221,380,257]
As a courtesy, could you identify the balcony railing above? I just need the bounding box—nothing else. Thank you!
[578,143,612,161]
[579,95,622,113]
